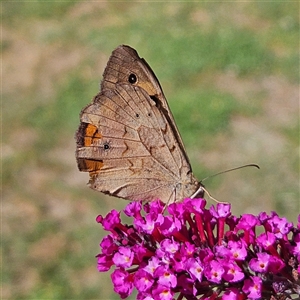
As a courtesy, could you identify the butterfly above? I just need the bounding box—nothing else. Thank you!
[76,45,204,203]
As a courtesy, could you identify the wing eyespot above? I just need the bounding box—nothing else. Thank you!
[128,73,137,84]
[103,142,110,151]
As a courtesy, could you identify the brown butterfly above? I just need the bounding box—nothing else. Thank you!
[76,45,204,203]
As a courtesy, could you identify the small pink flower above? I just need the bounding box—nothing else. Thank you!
[228,240,247,260]
[249,252,270,273]
[134,269,154,292]
[204,260,224,283]
[152,285,174,300]
[113,247,134,268]
[186,257,204,281]
[155,266,177,288]
[111,269,134,298]
[222,261,244,282]
[242,276,262,299]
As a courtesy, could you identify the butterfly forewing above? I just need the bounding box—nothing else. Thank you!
[101,45,191,165]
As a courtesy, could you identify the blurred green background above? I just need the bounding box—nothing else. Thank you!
[2,2,299,299]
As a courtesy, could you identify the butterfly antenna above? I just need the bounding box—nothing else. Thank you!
[200,163,260,183]
[192,163,260,204]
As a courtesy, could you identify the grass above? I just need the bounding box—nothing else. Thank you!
[3,2,299,299]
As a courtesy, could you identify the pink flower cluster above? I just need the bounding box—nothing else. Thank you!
[96,198,300,299]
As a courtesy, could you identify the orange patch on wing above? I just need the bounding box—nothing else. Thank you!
[84,124,102,146]
[77,158,104,177]
[138,81,156,96]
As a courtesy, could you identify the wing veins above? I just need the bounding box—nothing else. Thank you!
[131,87,182,173]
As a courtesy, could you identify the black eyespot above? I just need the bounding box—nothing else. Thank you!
[128,73,137,84]
[103,143,110,150]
